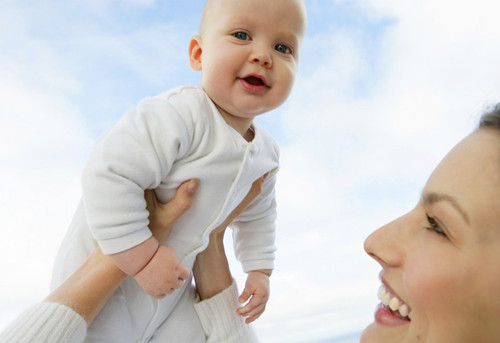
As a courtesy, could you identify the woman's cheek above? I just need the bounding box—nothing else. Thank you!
[404,249,461,319]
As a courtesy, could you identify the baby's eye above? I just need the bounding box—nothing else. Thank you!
[275,43,292,55]
[425,215,447,237]
[233,31,250,40]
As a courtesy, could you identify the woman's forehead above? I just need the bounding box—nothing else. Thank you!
[425,130,500,233]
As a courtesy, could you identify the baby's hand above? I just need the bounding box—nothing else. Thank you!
[134,245,190,298]
[237,270,271,324]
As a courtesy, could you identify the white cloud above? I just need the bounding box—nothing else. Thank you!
[0,1,92,325]
[74,0,157,13]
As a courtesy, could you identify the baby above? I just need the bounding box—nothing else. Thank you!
[51,0,307,340]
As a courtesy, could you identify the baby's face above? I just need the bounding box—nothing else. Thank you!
[194,0,306,127]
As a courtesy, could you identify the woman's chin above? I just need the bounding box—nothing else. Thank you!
[360,323,378,343]
[360,322,408,343]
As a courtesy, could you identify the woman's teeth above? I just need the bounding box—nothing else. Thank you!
[378,285,413,320]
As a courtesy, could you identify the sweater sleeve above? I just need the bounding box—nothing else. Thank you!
[231,170,278,273]
[193,280,259,343]
[82,96,192,255]
[0,302,87,343]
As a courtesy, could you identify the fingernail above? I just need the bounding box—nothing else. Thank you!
[188,180,198,193]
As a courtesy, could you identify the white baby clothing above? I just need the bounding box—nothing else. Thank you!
[51,86,278,341]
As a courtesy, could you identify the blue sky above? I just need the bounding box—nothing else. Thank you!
[1,0,500,342]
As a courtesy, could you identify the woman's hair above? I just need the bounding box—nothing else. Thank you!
[479,103,500,130]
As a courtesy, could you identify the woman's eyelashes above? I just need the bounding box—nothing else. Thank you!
[425,214,447,237]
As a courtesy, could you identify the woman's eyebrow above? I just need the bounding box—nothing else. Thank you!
[422,192,470,224]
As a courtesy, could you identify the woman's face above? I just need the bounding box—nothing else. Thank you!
[362,128,500,343]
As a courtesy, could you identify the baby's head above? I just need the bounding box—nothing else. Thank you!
[189,0,307,130]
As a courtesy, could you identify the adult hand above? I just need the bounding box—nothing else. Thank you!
[193,173,268,300]
[146,178,200,243]
[46,178,200,323]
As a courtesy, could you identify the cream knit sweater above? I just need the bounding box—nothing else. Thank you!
[0,281,257,343]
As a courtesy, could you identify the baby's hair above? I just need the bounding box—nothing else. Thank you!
[479,103,500,130]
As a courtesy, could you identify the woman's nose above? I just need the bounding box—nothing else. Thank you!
[364,215,408,268]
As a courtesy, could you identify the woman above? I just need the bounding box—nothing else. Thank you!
[0,176,265,343]
[361,104,500,342]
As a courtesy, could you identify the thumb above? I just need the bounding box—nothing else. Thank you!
[239,287,253,304]
[177,263,190,281]
[166,179,200,217]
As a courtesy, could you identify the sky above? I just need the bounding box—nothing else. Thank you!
[1,0,500,342]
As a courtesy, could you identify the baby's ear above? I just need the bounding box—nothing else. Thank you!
[188,36,203,71]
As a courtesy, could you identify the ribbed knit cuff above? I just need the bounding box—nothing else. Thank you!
[0,302,87,343]
[193,280,259,343]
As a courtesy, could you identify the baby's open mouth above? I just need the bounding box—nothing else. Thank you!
[244,75,265,86]
[378,285,412,320]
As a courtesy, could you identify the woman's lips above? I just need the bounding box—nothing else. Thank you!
[374,284,412,325]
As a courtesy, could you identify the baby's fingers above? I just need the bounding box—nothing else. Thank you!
[237,293,263,315]
[244,310,264,324]
[177,263,190,282]
[237,301,266,324]
[238,287,253,304]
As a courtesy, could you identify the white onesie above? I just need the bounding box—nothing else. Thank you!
[51,86,278,341]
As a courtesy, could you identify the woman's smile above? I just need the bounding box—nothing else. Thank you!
[376,284,412,324]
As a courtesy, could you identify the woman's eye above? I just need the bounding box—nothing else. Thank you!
[233,32,250,40]
[275,43,292,54]
[426,215,447,237]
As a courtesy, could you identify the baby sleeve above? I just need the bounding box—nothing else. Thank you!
[230,170,278,273]
[81,95,192,255]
